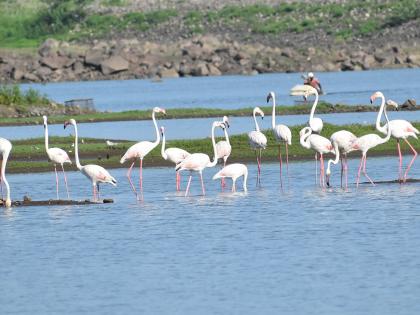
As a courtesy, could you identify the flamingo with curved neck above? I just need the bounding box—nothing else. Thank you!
[120,107,166,200]
[248,107,267,185]
[176,121,225,196]
[268,91,292,185]
[0,138,12,208]
[215,116,232,189]
[305,87,323,133]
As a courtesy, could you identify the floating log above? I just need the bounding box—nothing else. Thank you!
[1,198,113,207]
[359,178,420,185]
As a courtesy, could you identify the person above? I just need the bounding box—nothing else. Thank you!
[303,72,323,95]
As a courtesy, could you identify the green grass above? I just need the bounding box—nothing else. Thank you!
[7,122,420,174]
[0,85,50,107]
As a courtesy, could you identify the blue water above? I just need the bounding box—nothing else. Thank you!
[20,68,420,111]
[1,156,420,314]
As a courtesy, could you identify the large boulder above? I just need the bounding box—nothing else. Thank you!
[100,56,129,75]
[85,49,105,68]
[38,38,59,57]
[159,67,179,78]
[208,64,222,76]
[11,67,24,80]
[40,54,74,70]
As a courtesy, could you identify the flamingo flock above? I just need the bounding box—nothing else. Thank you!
[0,91,418,208]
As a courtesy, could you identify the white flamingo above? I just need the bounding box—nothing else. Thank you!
[299,127,334,187]
[176,121,225,196]
[352,93,397,187]
[374,93,419,182]
[215,116,232,188]
[305,87,323,133]
[160,126,190,191]
[64,119,116,201]
[43,115,71,199]
[120,107,166,200]
[212,163,248,192]
[248,107,267,185]
[0,138,12,208]
[268,91,292,183]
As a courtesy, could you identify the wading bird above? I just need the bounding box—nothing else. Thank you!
[248,107,267,185]
[64,119,116,201]
[215,116,231,188]
[212,163,248,192]
[120,107,166,200]
[160,126,190,191]
[0,138,12,208]
[268,91,292,184]
[43,115,71,199]
[305,87,323,134]
[175,121,226,196]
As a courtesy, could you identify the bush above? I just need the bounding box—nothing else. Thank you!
[0,85,50,106]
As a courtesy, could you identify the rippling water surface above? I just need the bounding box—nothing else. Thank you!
[1,156,419,314]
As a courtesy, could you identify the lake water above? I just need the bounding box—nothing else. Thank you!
[20,68,420,112]
[3,110,420,141]
[1,157,420,314]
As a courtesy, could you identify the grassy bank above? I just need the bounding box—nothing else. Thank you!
[7,122,420,174]
[0,102,414,126]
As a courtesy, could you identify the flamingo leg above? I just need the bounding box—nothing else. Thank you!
[126,161,138,199]
[285,142,289,177]
[178,172,182,191]
[259,149,262,185]
[61,164,70,200]
[221,160,226,190]
[315,153,318,185]
[92,184,96,201]
[340,155,343,188]
[0,159,3,200]
[344,154,349,190]
[185,173,192,197]
[278,144,283,187]
[403,139,418,182]
[199,171,206,195]
[97,184,100,201]
[139,159,143,193]
[320,154,324,188]
[232,179,236,192]
[255,150,259,186]
[356,155,364,188]
[363,155,375,186]
[397,140,403,182]
[54,164,59,199]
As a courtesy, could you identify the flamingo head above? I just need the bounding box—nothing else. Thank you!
[303,85,317,99]
[222,116,230,128]
[386,99,399,111]
[370,91,384,104]
[160,126,165,135]
[266,91,275,103]
[213,121,225,130]
[42,115,47,127]
[326,167,331,187]
[254,107,264,119]
[299,126,312,138]
[153,107,166,115]
[64,119,76,129]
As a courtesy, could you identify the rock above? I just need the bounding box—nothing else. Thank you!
[23,195,32,202]
[159,67,179,78]
[85,49,104,68]
[23,72,39,82]
[208,64,222,76]
[401,99,416,109]
[11,67,24,80]
[100,56,129,75]
[362,55,376,70]
[38,38,59,57]
[36,66,53,80]
[40,54,74,70]
[394,56,403,64]
[406,54,420,64]
[73,61,85,75]
[192,62,209,76]
[374,53,387,63]
[341,60,354,71]
[281,48,294,58]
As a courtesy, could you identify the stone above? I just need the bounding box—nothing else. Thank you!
[406,54,420,64]
[100,56,129,75]
[36,66,53,80]
[281,48,294,58]
[85,49,104,68]
[401,99,416,109]
[207,64,222,76]
[38,38,59,57]
[362,55,376,70]
[159,67,179,78]
[192,62,209,76]
[23,72,39,82]
[73,61,85,75]
[40,54,73,70]
[341,60,354,71]
[12,67,24,80]
[374,53,387,63]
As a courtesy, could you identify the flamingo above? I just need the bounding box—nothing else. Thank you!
[43,115,71,199]
[305,86,323,133]
[299,127,334,187]
[175,121,225,196]
[64,119,116,201]
[352,93,397,187]
[212,163,248,192]
[215,115,232,188]
[326,130,358,189]
[248,107,267,185]
[160,126,190,191]
[268,91,292,184]
[0,138,12,208]
[374,93,419,182]
[120,107,166,200]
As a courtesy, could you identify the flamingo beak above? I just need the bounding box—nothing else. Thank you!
[64,121,69,129]
[266,94,271,103]
[370,96,375,104]
[225,121,230,128]
[326,174,331,187]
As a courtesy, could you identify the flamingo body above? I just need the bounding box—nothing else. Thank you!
[120,141,157,163]
[47,147,71,165]
[248,131,267,149]
[0,138,12,208]
[80,164,117,187]
[212,163,248,192]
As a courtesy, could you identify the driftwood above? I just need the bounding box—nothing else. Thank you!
[1,198,113,207]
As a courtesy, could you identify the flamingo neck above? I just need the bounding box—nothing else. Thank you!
[73,123,83,170]
[243,168,248,192]
[152,111,160,145]
[161,131,167,160]
[223,127,230,146]
[1,149,10,204]
[327,141,340,174]
[381,103,392,143]
[300,129,311,149]
[271,94,276,129]
[375,94,387,134]
[309,91,319,124]
[208,124,218,167]
[253,110,260,132]
[44,122,49,151]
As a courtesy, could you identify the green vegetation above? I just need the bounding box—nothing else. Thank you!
[1,0,419,48]
[7,122,420,174]
[0,85,50,107]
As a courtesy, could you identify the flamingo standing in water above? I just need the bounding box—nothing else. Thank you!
[0,138,12,208]
[160,126,190,191]
[374,94,419,182]
[175,121,225,196]
[352,93,397,187]
[268,91,291,184]
[213,163,248,192]
[43,115,71,199]
[299,127,334,187]
[64,119,116,201]
[305,87,323,134]
[120,107,166,200]
[248,107,267,185]
[215,116,231,188]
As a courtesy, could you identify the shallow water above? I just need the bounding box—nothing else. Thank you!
[20,68,420,111]
[1,156,419,314]
[3,110,420,141]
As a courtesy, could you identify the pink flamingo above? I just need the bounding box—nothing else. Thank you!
[305,87,323,134]
[43,115,71,199]
[268,91,291,184]
[215,116,231,188]
[160,126,190,191]
[374,93,419,182]
[0,138,12,208]
[120,107,166,200]
[352,93,397,187]
[212,163,248,192]
[248,107,267,185]
[64,119,116,201]
[299,126,334,187]
[175,121,226,196]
